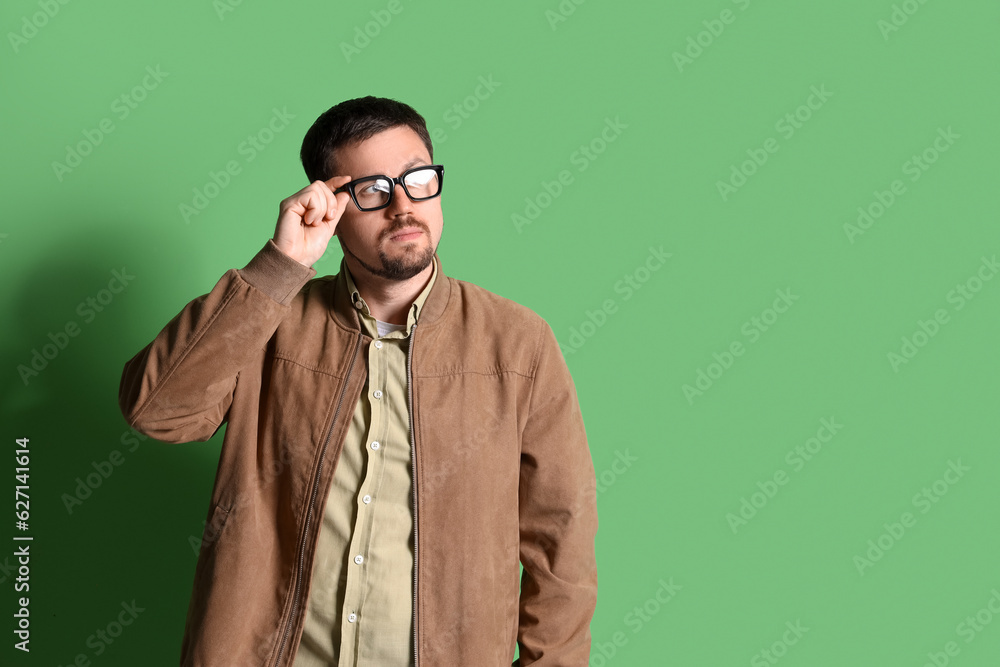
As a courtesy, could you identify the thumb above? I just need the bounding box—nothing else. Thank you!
[325,175,354,191]
[323,175,353,223]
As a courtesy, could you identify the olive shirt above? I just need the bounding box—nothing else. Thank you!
[293,258,437,667]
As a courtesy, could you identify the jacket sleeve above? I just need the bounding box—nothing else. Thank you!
[516,317,598,666]
[118,240,316,444]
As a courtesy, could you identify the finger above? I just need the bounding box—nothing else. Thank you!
[321,181,339,221]
[331,176,354,217]
[334,184,352,215]
[304,188,324,226]
[313,188,332,226]
[324,174,353,191]
[325,176,352,221]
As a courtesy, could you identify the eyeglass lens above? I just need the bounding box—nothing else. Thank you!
[354,167,441,210]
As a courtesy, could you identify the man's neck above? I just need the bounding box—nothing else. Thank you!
[345,258,434,325]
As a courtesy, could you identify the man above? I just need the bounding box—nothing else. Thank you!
[118,96,597,666]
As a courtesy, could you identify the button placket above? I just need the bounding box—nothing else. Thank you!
[338,336,390,655]
[304,270,431,665]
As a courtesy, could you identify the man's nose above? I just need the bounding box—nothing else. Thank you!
[387,181,413,216]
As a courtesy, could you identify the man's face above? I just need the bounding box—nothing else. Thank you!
[333,125,443,282]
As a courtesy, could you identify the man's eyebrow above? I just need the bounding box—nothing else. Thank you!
[399,157,429,171]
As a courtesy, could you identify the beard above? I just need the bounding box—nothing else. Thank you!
[340,216,437,281]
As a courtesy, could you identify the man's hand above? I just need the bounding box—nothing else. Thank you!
[272,176,353,268]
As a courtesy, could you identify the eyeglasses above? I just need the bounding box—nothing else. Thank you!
[334,164,445,212]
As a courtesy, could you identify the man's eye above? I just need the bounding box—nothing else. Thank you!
[406,171,434,187]
[361,180,390,195]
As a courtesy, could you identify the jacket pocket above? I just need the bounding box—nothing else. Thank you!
[183,500,233,654]
[191,501,231,592]
[201,501,231,554]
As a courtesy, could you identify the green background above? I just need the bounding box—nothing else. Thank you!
[2,0,998,664]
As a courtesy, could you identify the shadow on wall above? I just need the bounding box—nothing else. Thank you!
[1,226,224,662]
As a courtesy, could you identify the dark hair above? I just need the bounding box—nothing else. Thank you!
[299,96,433,183]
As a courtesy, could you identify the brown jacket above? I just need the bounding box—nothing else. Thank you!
[118,241,598,666]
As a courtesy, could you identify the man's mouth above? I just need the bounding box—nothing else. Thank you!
[388,226,424,242]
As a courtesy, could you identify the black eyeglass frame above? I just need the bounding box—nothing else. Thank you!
[333,164,445,212]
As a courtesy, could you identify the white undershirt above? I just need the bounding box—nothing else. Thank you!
[375,319,406,338]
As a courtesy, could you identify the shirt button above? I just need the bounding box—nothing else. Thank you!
[354,301,362,310]
[362,494,372,504]
[373,389,383,399]
[374,340,383,349]
[354,554,364,565]
[348,612,357,623]
[370,441,380,451]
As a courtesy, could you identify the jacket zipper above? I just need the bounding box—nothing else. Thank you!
[273,332,363,667]
[407,322,420,667]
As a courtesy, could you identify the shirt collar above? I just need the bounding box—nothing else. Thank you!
[342,257,438,337]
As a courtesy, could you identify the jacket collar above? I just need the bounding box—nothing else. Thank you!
[329,253,450,332]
